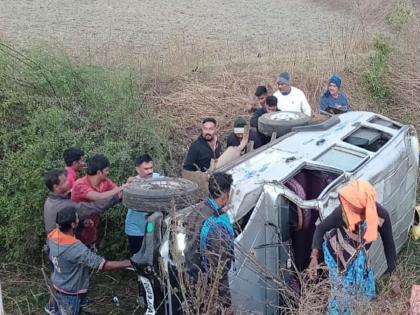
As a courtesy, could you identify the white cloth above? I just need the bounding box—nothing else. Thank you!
[273,87,312,117]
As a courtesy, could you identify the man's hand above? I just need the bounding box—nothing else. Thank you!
[121,183,129,189]
[126,176,135,184]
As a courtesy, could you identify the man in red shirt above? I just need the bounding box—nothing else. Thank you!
[63,147,86,189]
[72,154,123,249]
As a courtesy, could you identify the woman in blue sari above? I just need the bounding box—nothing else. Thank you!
[309,180,400,314]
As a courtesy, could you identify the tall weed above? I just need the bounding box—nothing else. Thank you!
[0,43,171,262]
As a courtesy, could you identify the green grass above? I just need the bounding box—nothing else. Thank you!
[0,42,173,264]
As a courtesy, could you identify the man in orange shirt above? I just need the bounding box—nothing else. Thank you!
[71,154,123,249]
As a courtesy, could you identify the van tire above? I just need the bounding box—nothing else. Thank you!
[123,177,199,212]
[258,111,311,137]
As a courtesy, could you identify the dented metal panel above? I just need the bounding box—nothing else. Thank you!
[164,111,418,314]
[222,111,417,308]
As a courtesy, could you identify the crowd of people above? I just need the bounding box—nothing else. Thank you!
[41,71,402,315]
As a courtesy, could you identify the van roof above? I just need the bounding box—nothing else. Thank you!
[225,111,405,220]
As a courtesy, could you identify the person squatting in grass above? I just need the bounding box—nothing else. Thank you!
[183,117,223,172]
[71,154,125,249]
[124,153,160,306]
[63,147,85,190]
[309,179,401,314]
[46,207,133,315]
[319,74,350,114]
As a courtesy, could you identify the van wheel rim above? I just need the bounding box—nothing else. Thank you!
[270,112,300,121]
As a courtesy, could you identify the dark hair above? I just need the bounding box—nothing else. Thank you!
[56,206,77,232]
[135,153,153,166]
[266,96,278,107]
[255,86,268,97]
[202,117,217,126]
[86,154,110,176]
[208,172,233,199]
[44,169,67,192]
[63,147,85,166]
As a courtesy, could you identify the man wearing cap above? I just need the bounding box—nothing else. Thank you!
[320,74,350,114]
[227,116,262,153]
[273,71,312,117]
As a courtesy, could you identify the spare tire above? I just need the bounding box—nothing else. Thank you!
[123,177,199,213]
[258,111,311,137]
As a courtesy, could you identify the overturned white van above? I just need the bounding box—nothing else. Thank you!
[161,111,419,314]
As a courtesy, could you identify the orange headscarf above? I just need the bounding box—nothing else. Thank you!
[339,179,379,243]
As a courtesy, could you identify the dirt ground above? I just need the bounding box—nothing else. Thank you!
[0,0,356,60]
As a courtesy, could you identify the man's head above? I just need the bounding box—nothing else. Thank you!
[255,86,268,106]
[208,172,233,209]
[44,169,70,193]
[328,74,341,96]
[276,71,291,94]
[135,153,154,179]
[265,96,278,113]
[233,116,248,140]
[63,147,85,171]
[201,117,218,142]
[56,206,79,233]
[86,154,110,181]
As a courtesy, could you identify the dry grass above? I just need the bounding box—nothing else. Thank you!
[146,56,373,172]
[2,1,420,314]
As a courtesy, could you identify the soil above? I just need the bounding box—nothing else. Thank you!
[0,0,355,57]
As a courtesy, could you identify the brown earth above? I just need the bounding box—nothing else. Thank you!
[0,0,360,64]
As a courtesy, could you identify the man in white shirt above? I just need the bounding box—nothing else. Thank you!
[273,72,312,117]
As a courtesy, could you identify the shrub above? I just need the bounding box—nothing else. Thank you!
[0,43,172,262]
[363,34,392,102]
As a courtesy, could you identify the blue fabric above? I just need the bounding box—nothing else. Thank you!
[323,240,376,315]
[199,197,235,271]
[52,291,81,315]
[329,75,342,88]
[125,173,160,236]
[320,91,350,112]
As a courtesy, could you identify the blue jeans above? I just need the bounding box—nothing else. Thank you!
[52,291,81,315]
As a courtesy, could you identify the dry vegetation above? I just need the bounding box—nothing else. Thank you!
[1,0,420,314]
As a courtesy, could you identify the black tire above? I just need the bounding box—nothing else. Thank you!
[258,111,311,137]
[123,177,199,213]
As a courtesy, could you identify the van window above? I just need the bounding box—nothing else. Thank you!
[343,127,391,152]
[284,166,341,200]
[369,116,401,130]
[314,146,368,172]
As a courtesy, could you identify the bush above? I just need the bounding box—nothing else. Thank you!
[363,34,392,102]
[0,43,172,263]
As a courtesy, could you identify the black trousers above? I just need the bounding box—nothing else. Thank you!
[127,235,144,255]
